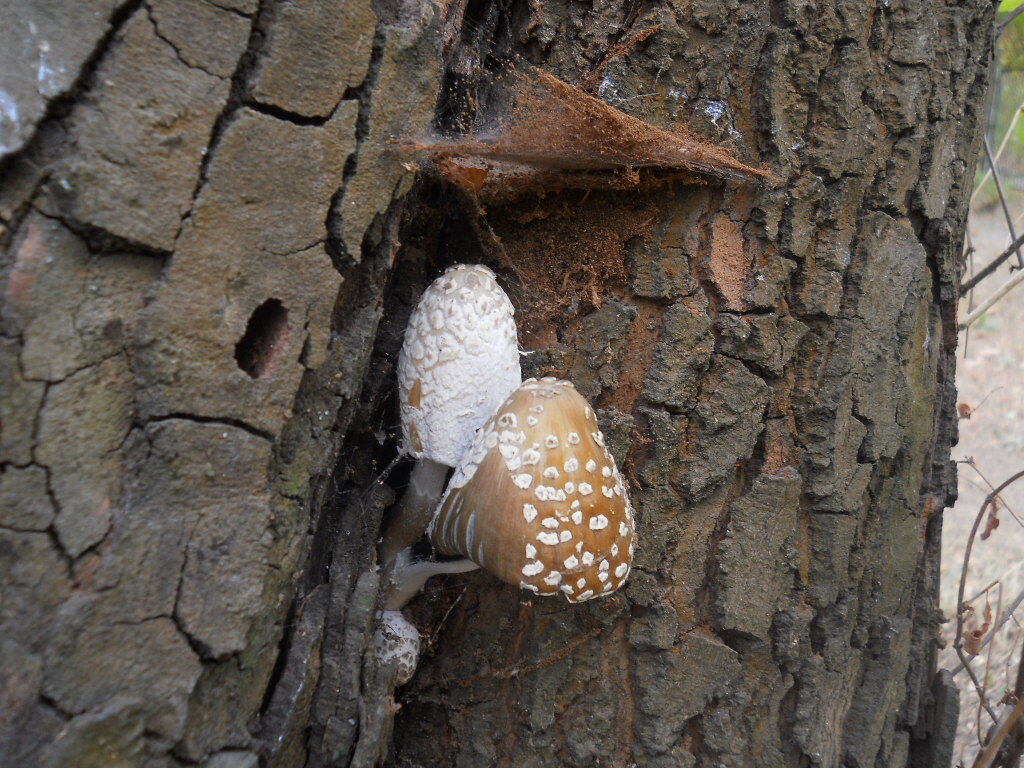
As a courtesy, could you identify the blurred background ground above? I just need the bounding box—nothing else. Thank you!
[938,11,1024,759]
[941,202,1024,766]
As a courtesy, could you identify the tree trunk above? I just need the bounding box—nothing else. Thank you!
[0,1,993,767]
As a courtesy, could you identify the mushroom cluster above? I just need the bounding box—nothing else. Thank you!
[374,264,637,684]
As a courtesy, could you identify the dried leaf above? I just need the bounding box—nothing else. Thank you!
[964,628,985,655]
[980,507,1000,540]
[961,600,992,655]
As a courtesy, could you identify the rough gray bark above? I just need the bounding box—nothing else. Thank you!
[0,1,993,767]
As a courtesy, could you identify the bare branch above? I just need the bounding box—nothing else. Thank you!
[983,136,1024,271]
[977,586,1004,746]
[959,643,1002,725]
[971,97,1024,206]
[972,696,1024,768]
[961,231,1024,293]
[961,458,1024,530]
[960,267,1024,329]
[997,6,1024,36]
[952,585,1024,677]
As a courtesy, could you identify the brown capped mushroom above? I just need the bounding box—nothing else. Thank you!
[429,378,636,602]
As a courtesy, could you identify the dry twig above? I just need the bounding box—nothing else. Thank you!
[960,268,1024,329]
[952,585,1024,677]
[971,96,1024,208]
[961,458,1023,532]
[972,695,1024,768]
[961,232,1024,293]
[997,5,1024,35]
[976,589,1003,747]
[983,137,1024,271]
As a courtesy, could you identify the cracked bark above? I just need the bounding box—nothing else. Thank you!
[0,0,994,767]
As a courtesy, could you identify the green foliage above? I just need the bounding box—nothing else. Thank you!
[1000,9,1024,69]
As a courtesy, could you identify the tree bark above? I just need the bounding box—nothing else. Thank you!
[0,1,994,767]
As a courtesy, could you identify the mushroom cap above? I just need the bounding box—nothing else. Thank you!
[397,264,521,467]
[429,378,636,602]
[374,609,421,686]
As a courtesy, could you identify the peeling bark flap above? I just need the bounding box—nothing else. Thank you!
[409,69,769,200]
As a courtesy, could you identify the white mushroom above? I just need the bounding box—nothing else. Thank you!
[379,264,521,567]
[373,609,421,686]
[429,378,637,603]
[397,263,520,466]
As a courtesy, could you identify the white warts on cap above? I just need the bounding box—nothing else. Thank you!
[397,264,521,467]
[374,610,421,687]
[522,560,545,576]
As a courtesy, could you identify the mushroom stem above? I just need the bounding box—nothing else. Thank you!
[384,548,479,610]
[378,457,450,566]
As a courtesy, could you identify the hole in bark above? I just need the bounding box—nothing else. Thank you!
[235,298,290,378]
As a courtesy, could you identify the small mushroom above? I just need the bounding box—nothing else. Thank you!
[380,264,521,565]
[429,377,636,602]
[373,609,421,686]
